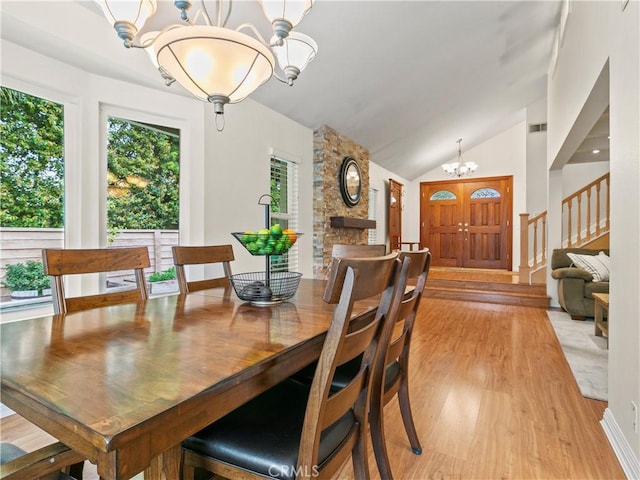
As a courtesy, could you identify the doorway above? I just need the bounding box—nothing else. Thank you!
[388,179,403,251]
[420,176,513,269]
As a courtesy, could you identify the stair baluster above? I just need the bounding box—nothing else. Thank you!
[519,172,610,285]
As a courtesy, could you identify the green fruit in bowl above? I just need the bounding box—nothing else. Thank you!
[241,231,256,244]
[270,224,283,238]
[258,228,270,241]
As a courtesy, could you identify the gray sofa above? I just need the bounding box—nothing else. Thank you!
[551,248,609,320]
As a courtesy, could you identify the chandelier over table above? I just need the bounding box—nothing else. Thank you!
[94,0,318,130]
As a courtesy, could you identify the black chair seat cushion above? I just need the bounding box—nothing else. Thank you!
[294,357,401,392]
[182,379,356,480]
[0,443,76,480]
[0,443,26,464]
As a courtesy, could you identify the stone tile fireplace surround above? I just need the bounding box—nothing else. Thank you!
[313,125,373,278]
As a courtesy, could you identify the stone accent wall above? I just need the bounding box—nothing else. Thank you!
[313,125,371,278]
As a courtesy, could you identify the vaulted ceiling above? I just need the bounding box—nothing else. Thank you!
[1,1,567,179]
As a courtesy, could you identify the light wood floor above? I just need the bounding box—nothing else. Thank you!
[1,297,624,479]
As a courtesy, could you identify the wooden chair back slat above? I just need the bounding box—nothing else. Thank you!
[42,247,150,315]
[386,331,407,365]
[65,290,146,314]
[337,314,381,365]
[331,244,387,259]
[323,252,398,303]
[172,245,234,294]
[322,370,366,430]
[43,247,150,275]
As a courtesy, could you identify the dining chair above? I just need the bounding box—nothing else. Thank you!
[331,243,387,258]
[295,249,431,479]
[171,244,234,294]
[42,247,151,315]
[0,441,84,480]
[181,252,408,480]
[368,248,432,480]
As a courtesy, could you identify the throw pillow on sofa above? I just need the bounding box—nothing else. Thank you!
[567,251,610,282]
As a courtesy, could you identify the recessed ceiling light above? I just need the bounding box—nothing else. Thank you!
[592,149,601,154]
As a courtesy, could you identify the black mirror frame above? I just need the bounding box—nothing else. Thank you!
[339,156,362,207]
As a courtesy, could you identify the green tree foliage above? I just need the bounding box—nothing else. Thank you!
[107,118,180,230]
[270,158,287,214]
[0,86,180,230]
[0,87,64,227]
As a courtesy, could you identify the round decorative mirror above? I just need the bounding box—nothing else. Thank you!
[339,157,362,207]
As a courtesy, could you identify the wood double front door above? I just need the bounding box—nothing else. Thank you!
[420,176,513,270]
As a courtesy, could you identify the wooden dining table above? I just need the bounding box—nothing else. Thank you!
[0,279,377,479]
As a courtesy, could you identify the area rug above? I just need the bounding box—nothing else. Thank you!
[547,310,608,401]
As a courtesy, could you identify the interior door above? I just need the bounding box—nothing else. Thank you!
[388,179,403,251]
[420,176,513,269]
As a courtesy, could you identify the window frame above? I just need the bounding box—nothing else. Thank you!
[270,155,299,272]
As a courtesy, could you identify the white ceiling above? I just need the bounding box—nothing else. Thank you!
[567,107,610,164]
[1,1,573,180]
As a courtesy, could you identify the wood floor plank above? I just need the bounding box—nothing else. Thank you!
[1,296,624,479]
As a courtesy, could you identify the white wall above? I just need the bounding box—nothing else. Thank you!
[411,121,528,270]
[526,98,548,215]
[608,0,640,467]
[547,2,612,168]
[548,0,640,471]
[201,98,315,277]
[562,162,610,195]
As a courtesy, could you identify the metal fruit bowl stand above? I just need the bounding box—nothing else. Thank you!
[230,195,302,306]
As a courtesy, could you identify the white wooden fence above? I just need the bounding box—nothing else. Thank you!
[0,228,179,299]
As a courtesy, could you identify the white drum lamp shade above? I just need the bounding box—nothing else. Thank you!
[154,25,275,112]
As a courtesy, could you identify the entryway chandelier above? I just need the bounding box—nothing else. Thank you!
[441,138,478,178]
[94,0,318,131]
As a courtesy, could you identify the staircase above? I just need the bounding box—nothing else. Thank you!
[519,172,610,284]
[425,268,550,308]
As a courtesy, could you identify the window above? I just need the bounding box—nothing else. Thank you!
[368,187,377,245]
[1,86,64,310]
[430,190,456,200]
[105,116,180,294]
[270,156,299,272]
[470,188,500,198]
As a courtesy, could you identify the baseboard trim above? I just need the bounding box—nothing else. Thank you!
[601,407,640,479]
